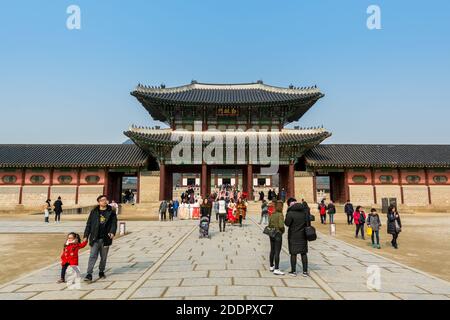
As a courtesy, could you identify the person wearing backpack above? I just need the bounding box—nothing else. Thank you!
[327,200,336,224]
[367,208,382,249]
[353,206,366,240]
[268,201,285,276]
[318,200,327,224]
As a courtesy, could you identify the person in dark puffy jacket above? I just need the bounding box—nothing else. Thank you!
[387,205,402,249]
[344,200,354,225]
[285,198,310,277]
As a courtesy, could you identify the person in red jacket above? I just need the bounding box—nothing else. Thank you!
[353,206,366,240]
[58,232,88,283]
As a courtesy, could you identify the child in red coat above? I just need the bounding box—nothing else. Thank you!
[58,232,88,283]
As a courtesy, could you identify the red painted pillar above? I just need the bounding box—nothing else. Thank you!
[288,161,295,199]
[312,171,317,203]
[18,168,26,205]
[75,168,81,205]
[398,168,404,204]
[47,168,54,201]
[103,168,109,198]
[247,164,253,200]
[201,162,207,198]
[136,168,141,204]
[344,169,350,202]
[424,168,432,205]
[159,162,166,201]
[371,168,377,204]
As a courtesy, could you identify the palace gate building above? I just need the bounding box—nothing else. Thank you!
[0,81,449,210]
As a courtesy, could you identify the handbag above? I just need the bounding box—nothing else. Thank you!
[367,226,373,236]
[263,226,278,239]
[395,220,402,233]
[305,213,317,241]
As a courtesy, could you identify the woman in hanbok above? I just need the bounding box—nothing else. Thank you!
[235,198,247,227]
[179,200,189,220]
[227,198,236,224]
[192,199,200,219]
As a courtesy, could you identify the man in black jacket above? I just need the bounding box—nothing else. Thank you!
[344,200,354,225]
[83,195,117,282]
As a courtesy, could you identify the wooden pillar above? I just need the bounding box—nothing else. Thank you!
[103,168,109,197]
[424,167,432,205]
[75,168,81,205]
[247,164,253,200]
[371,168,377,204]
[398,168,404,204]
[47,168,54,201]
[136,168,141,204]
[18,168,26,205]
[312,171,317,203]
[288,161,295,199]
[159,162,166,201]
[201,162,207,198]
[344,168,350,202]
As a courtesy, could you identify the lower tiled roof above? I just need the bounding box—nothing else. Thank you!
[304,144,450,168]
[0,144,149,168]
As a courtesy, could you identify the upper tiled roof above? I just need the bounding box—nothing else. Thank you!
[124,127,331,147]
[0,144,149,168]
[131,81,324,105]
[305,144,450,168]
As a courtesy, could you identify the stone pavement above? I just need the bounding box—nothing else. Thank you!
[1,215,450,300]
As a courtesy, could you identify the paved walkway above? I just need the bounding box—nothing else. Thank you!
[1,215,450,300]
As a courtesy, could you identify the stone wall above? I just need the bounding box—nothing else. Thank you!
[349,185,374,206]
[140,170,160,203]
[375,185,402,204]
[0,186,20,207]
[22,186,49,206]
[430,186,450,207]
[78,185,104,205]
[50,186,77,206]
[294,172,314,203]
[403,186,429,206]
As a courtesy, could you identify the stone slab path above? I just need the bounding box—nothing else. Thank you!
[1,215,450,300]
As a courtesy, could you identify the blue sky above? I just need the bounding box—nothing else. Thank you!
[0,0,449,144]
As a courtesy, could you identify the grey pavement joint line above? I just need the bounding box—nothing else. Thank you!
[249,217,344,300]
[117,225,197,300]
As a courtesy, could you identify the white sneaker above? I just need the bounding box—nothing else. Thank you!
[273,269,284,276]
[269,266,275,272]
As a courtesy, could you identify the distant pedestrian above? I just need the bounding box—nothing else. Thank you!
[168,200,174,221]
[44,199,51,223]
[344,200,354,225]
[260,199,269,224]
[387,205,402,249]
[213,199,220,222]
[110,200,119,215]
[235,198,247,227]
[268,201,285,276]
[173,199,179,218]
[280,188,287,202]
[218,197,227,232]
[353,206,366,239]
[327,200,336,224]
[53,196,63,223]
[159,200,168,221]
[367,208,382,249]
[318,200,327,224]
[285,198,310,277]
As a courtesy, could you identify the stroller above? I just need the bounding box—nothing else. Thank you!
[199,215,211,239]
